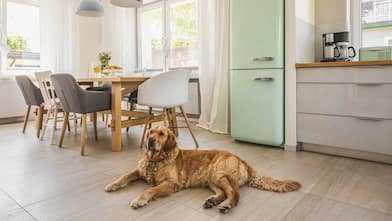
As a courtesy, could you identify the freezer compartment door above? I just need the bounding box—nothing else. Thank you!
[231,69,284,146]
[231,0,284,69]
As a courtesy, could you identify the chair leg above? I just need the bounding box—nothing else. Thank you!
[101,112,105,122]
[22,105,31,133]
[163,108,169,127]
[36,106,44,138]
[81,114,87,156]
[66,112,71,132]
[40,106,52,141]
[105,114,109,128]
[50,107,59,145]
[179,106,199,149]
[93,112,98,141]
[74,113,78,135]
[168,108,179,136]
[127,104,135,133]
[59,112,69,148]
[148,107,152,129]
[140,107,153,149]
[140,123,148,149]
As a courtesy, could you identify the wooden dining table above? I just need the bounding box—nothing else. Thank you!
[77,76,179,152]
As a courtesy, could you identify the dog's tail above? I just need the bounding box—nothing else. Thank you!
[247,167,301,193]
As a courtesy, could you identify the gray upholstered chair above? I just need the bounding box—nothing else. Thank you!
[15,75,44,136]
[50,74,111,156]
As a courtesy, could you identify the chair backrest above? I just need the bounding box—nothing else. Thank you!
[34,71,54,105]
[50,73,85,113]
[15,75,44,106]
[138,70,191,108]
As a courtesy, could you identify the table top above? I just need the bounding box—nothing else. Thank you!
[77,76,149,83]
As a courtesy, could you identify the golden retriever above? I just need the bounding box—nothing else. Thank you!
[105,126,301,213]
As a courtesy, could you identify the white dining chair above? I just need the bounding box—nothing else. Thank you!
[35,71,77,145]
[138,70,199,148]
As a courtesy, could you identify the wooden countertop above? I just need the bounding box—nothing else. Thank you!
[296,60,392,68]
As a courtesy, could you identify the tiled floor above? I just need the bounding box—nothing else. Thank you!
[0,120,391,221]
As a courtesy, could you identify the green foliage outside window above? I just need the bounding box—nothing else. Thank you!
[7,35,27,51]
[151,0,197,49]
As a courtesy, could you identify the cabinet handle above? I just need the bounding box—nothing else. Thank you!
[369,48,384,52]
[354,116,383,121]
[254,77,274,82]
[253,57,274,62]
[355,83,383,86]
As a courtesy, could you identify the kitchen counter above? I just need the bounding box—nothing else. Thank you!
[296,63,392,163]
[296,60,392,68]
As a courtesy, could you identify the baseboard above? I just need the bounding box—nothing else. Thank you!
[284,144,299,152]
[301,143,392,164]
[0,116,25,125]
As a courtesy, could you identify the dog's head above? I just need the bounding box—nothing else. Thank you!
[145,126,177,153]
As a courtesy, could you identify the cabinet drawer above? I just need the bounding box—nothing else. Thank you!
[297,83,392,119]
[297,66,392,83]
[297,113,392,155]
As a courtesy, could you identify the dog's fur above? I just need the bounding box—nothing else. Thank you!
[105,126,301,213]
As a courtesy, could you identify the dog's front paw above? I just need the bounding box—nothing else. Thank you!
[217,201,233,214]
[203,196,219,209]
[130,197,149,209]
[105,183,121,192]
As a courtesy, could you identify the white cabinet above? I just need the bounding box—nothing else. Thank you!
[297,113,392,155]
[297,65,392,161]
[182,79,200,116]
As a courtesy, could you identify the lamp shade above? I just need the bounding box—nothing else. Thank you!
[110,0,143,8]
[76,0,104,17]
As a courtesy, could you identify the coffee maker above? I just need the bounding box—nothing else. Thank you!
[321,32,356,62]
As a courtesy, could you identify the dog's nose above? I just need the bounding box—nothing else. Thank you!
[148,138,155,150]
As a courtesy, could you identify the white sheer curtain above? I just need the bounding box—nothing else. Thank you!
[101,0,137,72]
[40,0,80,74]
[0,0,8,75]
[197,0,230,134]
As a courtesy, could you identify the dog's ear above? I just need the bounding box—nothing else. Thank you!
[163,130,177,152]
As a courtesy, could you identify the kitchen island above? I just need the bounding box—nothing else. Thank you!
[296,61,392,163]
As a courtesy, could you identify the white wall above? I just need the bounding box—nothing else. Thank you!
[296,0,315,63]
[315,0,351,60]
[285,0,298,150]
[79,17,102,76]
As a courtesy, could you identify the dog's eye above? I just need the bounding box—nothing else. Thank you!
[159,132,164,136]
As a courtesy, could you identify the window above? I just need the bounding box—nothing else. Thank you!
[7,0,40,69]
[361,0,392,47]
[138,0,198,71]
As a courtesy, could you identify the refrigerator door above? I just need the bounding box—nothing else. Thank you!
[231,69,284,146]
[231,0,284,69]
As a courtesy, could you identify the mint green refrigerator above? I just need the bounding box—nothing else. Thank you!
[230,0,284,146]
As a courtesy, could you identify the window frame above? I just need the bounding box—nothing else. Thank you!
[137,0,199,72]
[6,0,41,71]
[352,0,392,50]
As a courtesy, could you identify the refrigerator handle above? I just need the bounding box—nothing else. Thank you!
[253,57,274,62]
[254,77,274,82]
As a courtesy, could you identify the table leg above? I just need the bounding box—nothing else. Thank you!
[111,82,122,152]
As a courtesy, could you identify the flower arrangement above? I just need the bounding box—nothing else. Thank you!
[98,51,112,70]
[97,51,123,77]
